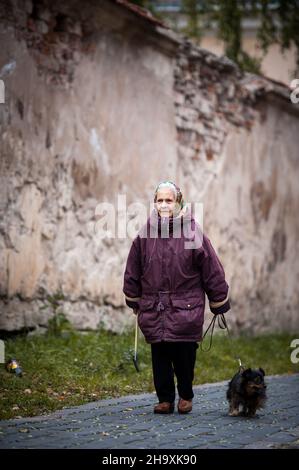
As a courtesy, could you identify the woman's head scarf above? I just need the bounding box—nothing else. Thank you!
[154,180,185,216]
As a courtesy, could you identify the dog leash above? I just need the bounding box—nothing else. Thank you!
[200,313,244,368]
[200,313,228,352]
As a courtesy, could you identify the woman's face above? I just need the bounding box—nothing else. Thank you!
[155,188,176,217]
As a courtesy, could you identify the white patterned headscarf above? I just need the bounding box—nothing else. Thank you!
[154,181,185,216]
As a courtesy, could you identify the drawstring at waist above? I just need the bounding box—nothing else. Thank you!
[157,301,165,312]
[156,291,175,312]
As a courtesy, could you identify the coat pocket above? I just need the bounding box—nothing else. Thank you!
[138,297,160,340]
[171,298,202,310]
[170,297,204,336]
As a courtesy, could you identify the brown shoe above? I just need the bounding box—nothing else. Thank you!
[154,402,175,414]
[178,398,192,414]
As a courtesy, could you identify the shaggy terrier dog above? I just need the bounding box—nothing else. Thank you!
[227,367,267,417]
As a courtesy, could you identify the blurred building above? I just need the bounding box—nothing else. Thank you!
[151,0,297,85]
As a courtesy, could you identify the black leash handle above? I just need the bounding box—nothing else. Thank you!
[200,313,228,352]
[200,314,244,369]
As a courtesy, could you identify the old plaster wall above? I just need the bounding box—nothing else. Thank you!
[0,0,177,332]
[174,41,299,333]
[0,1,298,334]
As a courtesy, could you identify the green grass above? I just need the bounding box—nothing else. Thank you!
[0,329,298,420]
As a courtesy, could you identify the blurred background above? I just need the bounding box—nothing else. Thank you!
[0,0,298,336]
[135,0,299,85]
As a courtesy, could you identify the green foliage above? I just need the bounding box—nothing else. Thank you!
[181,0,203,40]
[148,0,299,75]
[238,50,262,74]
[130,0,147,5]
[0,330,298,420]
[129,0,160,17]
[47,312,73,336]
[204,0,298,74]
[214,0,243,65]
[40,291,73,336]
[247,0,299,76]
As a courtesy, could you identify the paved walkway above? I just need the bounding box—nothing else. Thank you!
[0,374,298,449]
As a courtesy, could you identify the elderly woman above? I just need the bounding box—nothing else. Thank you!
[123,181,230,414]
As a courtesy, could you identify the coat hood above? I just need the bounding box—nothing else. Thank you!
[137,205,194,238]
[137,205,203,249]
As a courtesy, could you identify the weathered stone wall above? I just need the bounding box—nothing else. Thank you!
[174,40,299,333]
[0,1,298,334]
[0,0,178,332]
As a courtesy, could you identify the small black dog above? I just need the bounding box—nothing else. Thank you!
[227,367,267,417]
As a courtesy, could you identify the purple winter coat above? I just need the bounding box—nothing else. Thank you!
[123,207,230,343]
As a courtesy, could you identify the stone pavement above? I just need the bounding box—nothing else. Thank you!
[0,374,298,449]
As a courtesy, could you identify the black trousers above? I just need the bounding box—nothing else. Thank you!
[150,341,199,403]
